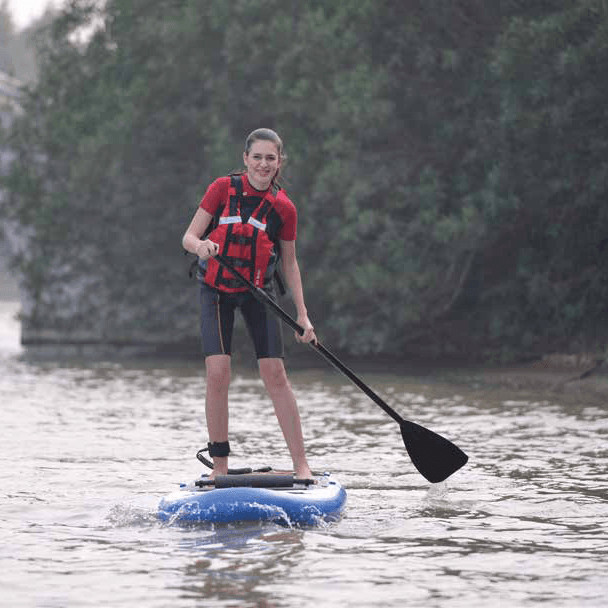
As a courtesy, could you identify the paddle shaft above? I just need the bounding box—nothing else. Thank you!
[210,254,468,483]
[214,255,403,425]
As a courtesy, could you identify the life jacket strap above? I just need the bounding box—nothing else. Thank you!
[247,216,267,231]
[219,216,242,225]
[218,215,267,231]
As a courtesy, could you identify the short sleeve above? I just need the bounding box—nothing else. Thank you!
[277,192,297,241]
[199,177,229,215]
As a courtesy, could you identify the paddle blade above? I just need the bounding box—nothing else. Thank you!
[400,420,468,483]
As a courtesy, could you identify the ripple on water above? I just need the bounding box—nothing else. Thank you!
[1,323,607,606]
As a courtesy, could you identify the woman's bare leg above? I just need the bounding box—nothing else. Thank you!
[258,357,312,479]
[204,354,231,477]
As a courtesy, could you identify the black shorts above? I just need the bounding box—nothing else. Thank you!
[199,283,284,359]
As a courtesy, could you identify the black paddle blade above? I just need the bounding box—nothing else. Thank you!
[400,420,468,483]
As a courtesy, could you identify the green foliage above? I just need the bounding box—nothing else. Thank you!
[2,0,607,359]
[482,0,608,354]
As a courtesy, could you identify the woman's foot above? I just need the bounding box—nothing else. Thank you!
[294,465,314,480]
[209,457,228,480]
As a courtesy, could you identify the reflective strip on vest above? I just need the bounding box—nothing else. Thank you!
[247,217,267,231]
[219,216,242,225]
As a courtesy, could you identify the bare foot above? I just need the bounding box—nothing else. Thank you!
[294,466,314,480]
[209,457,228,480]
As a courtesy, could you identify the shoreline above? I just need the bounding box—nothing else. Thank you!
[436,359,608,405]
[3,299,606,401]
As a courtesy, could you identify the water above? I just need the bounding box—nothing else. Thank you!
[1,300,607,607]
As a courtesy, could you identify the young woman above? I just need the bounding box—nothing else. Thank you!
[182,128,316,479]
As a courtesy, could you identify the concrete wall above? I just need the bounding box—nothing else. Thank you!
[0,246,19,301]
[0,71,22,302]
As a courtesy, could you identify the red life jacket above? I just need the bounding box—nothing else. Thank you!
[203,175,283,293]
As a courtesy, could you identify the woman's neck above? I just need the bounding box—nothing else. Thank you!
[245,172,271,192]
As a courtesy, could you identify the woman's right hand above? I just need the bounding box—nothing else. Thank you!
[196,239,219,260]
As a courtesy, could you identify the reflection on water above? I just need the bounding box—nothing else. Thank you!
[1,300,607,607]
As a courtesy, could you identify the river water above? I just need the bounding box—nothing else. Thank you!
[1,300,606,607]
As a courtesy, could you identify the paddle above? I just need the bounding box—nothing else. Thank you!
[213,254,469,483]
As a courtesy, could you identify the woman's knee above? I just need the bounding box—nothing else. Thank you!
[259,358,289,392]
[205,355,231,391]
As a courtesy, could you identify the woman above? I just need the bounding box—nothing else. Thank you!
[182,128,316,479]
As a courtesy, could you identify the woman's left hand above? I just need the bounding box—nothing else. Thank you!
[295,316,317,344]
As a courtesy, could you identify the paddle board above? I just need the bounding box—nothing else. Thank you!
[158,472,346,526]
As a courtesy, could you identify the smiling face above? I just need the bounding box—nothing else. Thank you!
[243,140,281,191]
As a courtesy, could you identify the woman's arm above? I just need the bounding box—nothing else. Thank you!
[182,208,219,259]
[280,239,316,343]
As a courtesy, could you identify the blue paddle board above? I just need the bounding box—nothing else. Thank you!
[158,472,346,526]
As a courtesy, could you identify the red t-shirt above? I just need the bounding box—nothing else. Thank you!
[199,174,297,241]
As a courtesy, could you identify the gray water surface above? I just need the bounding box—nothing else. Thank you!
[1,301,606,607]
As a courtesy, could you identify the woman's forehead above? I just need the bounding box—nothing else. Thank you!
[248,140,279,155]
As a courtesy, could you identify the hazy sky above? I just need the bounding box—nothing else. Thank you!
[5,0,64,30]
